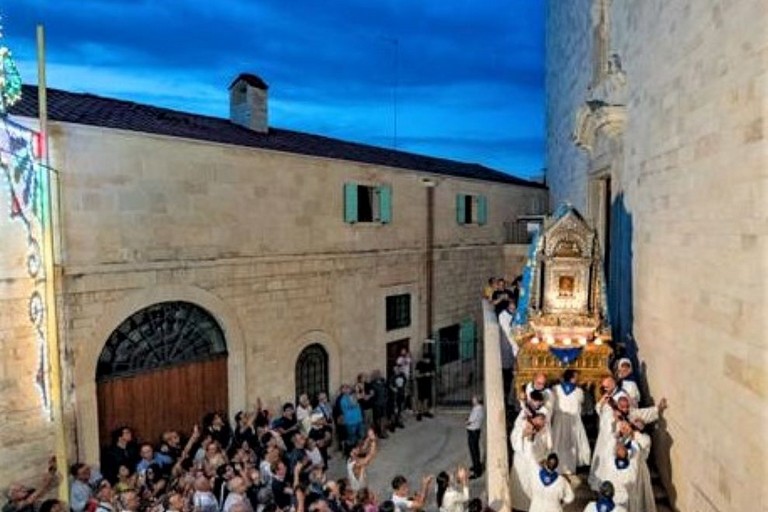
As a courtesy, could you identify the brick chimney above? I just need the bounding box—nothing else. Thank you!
[229,73,269,133]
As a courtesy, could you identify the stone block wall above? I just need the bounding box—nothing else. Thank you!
[545,0,593,213]
[547,1,768,509]
[0,122,546,469]
[0,175,56,491]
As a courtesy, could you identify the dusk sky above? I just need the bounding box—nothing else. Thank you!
[3,0,545,179]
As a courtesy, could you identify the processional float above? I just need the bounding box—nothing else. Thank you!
[512,204,613,397]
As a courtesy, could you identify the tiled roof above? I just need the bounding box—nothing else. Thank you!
[12,85,545,188]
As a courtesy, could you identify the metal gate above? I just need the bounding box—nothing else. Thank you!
[435,319,482,406]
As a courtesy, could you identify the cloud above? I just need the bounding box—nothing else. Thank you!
[2,0,545,176]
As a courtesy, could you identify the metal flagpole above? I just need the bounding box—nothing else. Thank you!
[37,24,69,502]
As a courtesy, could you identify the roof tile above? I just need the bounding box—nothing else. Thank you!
[12,84,545,188]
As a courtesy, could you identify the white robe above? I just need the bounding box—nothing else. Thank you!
[510,417,551,511]
[589,400,618,490]
[516,404,553,451]
[629,405,659,424]
[528,470,574,512]
[589,398,659,490]
[525,382,555,411]
[632,432,656,512]
[600,456,639,511]
[551,384,591,474]
[618,379,641,406]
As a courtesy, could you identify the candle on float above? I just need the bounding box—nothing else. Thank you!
[531,336,540,344]
[563,337,572,346]
[545,335,555,345]
[578,336,587,346]
[594,336,603,345]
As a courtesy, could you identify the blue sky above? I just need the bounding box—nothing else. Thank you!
[2,0,545,179]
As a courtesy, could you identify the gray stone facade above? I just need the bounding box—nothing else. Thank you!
[546,1,768,510]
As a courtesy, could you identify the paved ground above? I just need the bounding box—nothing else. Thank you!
[326,411,487,509]
[325,410,672,512]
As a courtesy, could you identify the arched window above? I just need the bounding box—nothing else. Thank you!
[295,344,329,402]
[96,301,227,381]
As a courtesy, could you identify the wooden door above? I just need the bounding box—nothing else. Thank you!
[97,355,228,447]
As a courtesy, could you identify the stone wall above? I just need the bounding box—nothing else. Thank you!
[546,1,768,509]
[0,166,56,490]
[481,300,511,512]
[20,122,546,467]
[545,0,592,213]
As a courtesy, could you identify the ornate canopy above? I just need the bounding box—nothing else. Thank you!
[513,204,611,340]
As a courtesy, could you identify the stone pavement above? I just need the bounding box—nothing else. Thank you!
[325,410,673,512]
[326,411,487,510]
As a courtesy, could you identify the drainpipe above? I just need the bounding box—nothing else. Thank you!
[422,178,437,341]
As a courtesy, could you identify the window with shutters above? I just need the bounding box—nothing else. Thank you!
[385,294,411,331]
[344,182,392,224]
[456,194,487,225]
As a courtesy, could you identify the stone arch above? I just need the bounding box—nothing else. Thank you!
[75,285,246,464]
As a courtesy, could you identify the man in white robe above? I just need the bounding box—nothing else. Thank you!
[583,481,628,512]
[601,443,639,511]
[510,414,550,511]
[518,389,553,450]
[551,369,591,474]
[615,358,641,407]
[589,378,667,490]
[498,301,519,404]
[614,395,668,429]
[627,419,655,512]
[527,453,575,512]
[524,372,554,411]
[589,378,625,490]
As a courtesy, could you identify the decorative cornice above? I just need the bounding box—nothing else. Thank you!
[573,104,627,153]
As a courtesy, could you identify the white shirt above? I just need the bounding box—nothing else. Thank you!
[498,309,519,357]
[391,494,414,512]
[396,355,412,379]
[347,458,367,492]
[70,480,93,512]
[439,485,469,512]
[467,404,484,431]
[223,492,253,512]
[192,491,219,512]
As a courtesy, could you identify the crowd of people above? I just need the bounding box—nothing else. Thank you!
[4,349,494,512]
[3,274,670,512]
[488,273,670,512]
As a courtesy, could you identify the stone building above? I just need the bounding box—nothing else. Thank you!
[546,1,767,510]
[0,74,546,487]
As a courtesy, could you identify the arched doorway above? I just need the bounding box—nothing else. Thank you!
[96,301,228,448]
[295,344,329,402]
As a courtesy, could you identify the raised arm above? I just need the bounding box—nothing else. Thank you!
[24,456,58,506]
